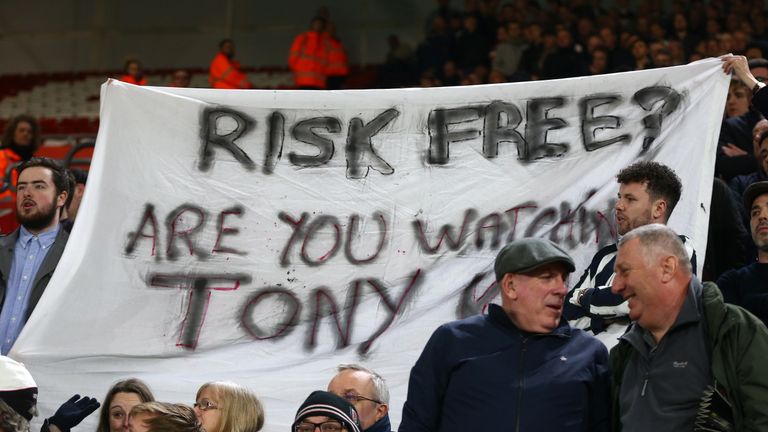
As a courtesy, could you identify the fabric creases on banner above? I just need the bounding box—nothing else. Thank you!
[13,59,727,431]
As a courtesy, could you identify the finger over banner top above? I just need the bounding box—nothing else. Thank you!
[12,59,728,431]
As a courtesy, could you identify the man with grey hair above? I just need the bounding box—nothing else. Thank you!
[327,364,391,432]
[610,224,768,431]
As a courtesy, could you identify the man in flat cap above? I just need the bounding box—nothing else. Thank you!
[717,181,768,326]
[399,238,610,432]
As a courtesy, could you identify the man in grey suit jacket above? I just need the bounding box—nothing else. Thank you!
[0,157,69,354]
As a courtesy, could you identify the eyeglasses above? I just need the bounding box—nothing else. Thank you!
[341,392,381,404]
[294,421,344,432]
[193,399,219,411]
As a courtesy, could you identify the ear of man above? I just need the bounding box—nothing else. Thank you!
[659,254,678,283]
[501,273,517,300]
[652,198,668,222]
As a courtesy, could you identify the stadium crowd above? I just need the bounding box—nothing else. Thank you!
[1,0,768,431]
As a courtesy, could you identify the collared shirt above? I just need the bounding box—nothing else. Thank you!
[0,224,60,354]
[618,280,711,432]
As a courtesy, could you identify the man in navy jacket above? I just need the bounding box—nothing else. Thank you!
[399,238,610,432]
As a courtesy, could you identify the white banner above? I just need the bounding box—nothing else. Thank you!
[13,59,727,431]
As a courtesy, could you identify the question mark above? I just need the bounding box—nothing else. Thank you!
[632,86,682,153]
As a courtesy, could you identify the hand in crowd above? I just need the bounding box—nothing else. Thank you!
[47,394,100,432]
[721,53,760,90]
[722,143,749,157]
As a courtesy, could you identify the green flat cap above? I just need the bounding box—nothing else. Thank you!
[494,237,575,281]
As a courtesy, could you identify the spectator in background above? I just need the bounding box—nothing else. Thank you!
[717,181,768,327]
[59,170,77,233]
[119,58,146,86]
[702,178,749,282]
[379,35,416,88]
[129,402,202,432]
[289,16,329,90]
[96,379,155,432]
[0,158,71,355]
[587,47,609,75]
[169,70,190,88]
[324,23,349,90]
[725,80,751,119]
[455,15,491,72]
[717,57,768,181]
[417,16,455,77]
[491,21,527,79]
[327,364,390,432]
[208,39,253,90]
[66,168,87,223]
[517,22,545,79]
[193,382,264,432]
[541,29,585,79]
[440,60,460,86]
[629,38,652,70]
[0,115,40,202]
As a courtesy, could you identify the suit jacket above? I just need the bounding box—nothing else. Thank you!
[0,226,69,322]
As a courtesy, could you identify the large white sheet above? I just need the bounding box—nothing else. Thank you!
[13,58,728,431]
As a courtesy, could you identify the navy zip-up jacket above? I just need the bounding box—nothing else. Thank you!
[399,304,610,432]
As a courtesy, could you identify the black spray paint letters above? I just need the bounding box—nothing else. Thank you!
[199,107,399,179]
[148,268,422,354]
[412,189,616,254]
[124,203,246,260]
[427,86,683,164]
[197,86,682,177]
[278,211,388,267]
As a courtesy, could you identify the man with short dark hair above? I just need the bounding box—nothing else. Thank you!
[0,157,69,354]
[399,238,610,432]
[610,224,768,430]
[327,364,391,432]
[717,181,768,326]
[564,161,695,344]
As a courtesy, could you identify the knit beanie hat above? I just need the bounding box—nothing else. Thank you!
[0,356,38,421]
[293,391,361,432]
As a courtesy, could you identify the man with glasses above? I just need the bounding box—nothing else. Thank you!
[327,364,390,432]
[293,391,361,432]
[399,238,610,432]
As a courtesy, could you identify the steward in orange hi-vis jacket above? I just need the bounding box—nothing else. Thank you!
[209,39,253,89]
[289,17,329,89]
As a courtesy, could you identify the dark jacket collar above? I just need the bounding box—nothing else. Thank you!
[364,415,392,432]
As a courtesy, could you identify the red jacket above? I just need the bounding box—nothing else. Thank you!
[119,75,147,85]
[0,148,22,202]
[209,53,253,89]
[289,30,328,88]
[324,35,348,77]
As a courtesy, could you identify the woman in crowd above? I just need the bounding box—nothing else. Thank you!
[96,378,155,432]
[193,382,264,432]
